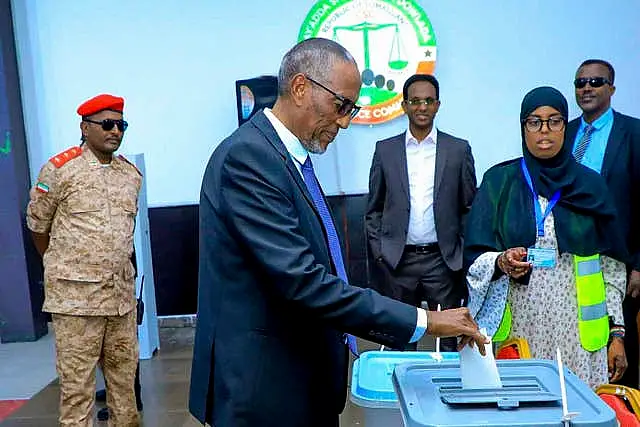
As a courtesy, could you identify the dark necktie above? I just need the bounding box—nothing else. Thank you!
[574,124,594,163]
[301,156,358,356]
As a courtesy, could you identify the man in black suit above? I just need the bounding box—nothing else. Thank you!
[567,59,640,388]
[188,38,486,427]
[366,74,477,351]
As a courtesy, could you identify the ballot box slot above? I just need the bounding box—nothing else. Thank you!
[434,376,562,410]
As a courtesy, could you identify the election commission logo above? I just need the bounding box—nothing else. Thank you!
[299,0,437,125]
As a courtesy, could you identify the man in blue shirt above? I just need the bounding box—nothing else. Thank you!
[567,59,640,388]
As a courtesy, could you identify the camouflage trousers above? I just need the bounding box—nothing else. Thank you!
[52,310,139,427]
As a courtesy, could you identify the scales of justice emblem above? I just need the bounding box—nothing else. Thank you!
[299,0,438,125]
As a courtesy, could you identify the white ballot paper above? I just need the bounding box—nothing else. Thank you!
[459,329,502,389]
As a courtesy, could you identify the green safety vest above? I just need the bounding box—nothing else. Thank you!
[493,254,609,351]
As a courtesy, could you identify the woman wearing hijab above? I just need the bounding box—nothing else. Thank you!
[465,86,627,389]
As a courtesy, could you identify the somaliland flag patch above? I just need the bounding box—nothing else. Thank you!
[35,182,49,193]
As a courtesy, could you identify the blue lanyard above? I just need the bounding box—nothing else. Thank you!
[520,158,561,237]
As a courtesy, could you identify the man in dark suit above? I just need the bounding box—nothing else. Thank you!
[567,59,640,388]
[366,74,477,351]
[188,38,486,427]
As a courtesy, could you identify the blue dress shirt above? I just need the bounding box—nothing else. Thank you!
[572,108,614,173]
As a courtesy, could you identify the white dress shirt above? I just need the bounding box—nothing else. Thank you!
[405,127,438,245]
[264,108,308,175]
[263,108,428,342]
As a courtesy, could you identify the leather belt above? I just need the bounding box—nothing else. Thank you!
[405,243,439,254]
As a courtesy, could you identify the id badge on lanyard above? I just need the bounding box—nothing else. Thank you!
[521,159,560,268]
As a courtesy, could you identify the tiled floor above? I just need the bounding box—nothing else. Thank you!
[0,332,57,400]
[1,327,398,426]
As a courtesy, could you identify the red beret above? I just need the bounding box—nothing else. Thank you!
[77,94,124,117]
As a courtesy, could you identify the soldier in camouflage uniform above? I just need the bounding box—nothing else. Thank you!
[27,94,141,427]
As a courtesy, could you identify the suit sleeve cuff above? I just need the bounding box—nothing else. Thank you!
[409,308,428,343]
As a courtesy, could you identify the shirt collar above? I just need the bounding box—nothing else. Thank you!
[264,108,309,165]
[406,126,437,146]
[580,107,613,131]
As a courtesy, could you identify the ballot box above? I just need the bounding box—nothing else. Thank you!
[392,359,617,427]
[350,351,459,427]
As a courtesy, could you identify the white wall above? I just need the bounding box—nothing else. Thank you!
[11,0,640,206]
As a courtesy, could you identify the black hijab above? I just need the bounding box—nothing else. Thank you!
[464,86,628,268]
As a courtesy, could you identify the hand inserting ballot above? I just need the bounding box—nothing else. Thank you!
[426,308,490,355]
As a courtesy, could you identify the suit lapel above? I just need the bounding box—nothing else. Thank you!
[250,111,318,215]
[395,132,410,200]
[566,118,580,151]
[601,111,625,178]
[250,111,339,271]
[434,130,448,197]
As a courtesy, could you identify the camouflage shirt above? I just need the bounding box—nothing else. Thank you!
[27,146,142,316]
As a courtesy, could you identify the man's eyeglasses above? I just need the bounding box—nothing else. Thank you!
[406,97,438,106]
[83,118,129,132]
[522,116,566,133]
[305,75,361,120]
[574,77,611,89]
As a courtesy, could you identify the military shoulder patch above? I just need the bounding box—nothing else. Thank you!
[118,155,142,176]
[49,146,82,168]
[35,182,50,193]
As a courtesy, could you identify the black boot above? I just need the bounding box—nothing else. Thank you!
[134,362,143,411]
[97,407,109,421]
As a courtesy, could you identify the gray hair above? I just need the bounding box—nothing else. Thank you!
[277,38,356,96]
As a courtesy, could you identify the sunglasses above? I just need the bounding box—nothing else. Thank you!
[573,77,611,89]
[305,75,361,120]
[83,118,129,132]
